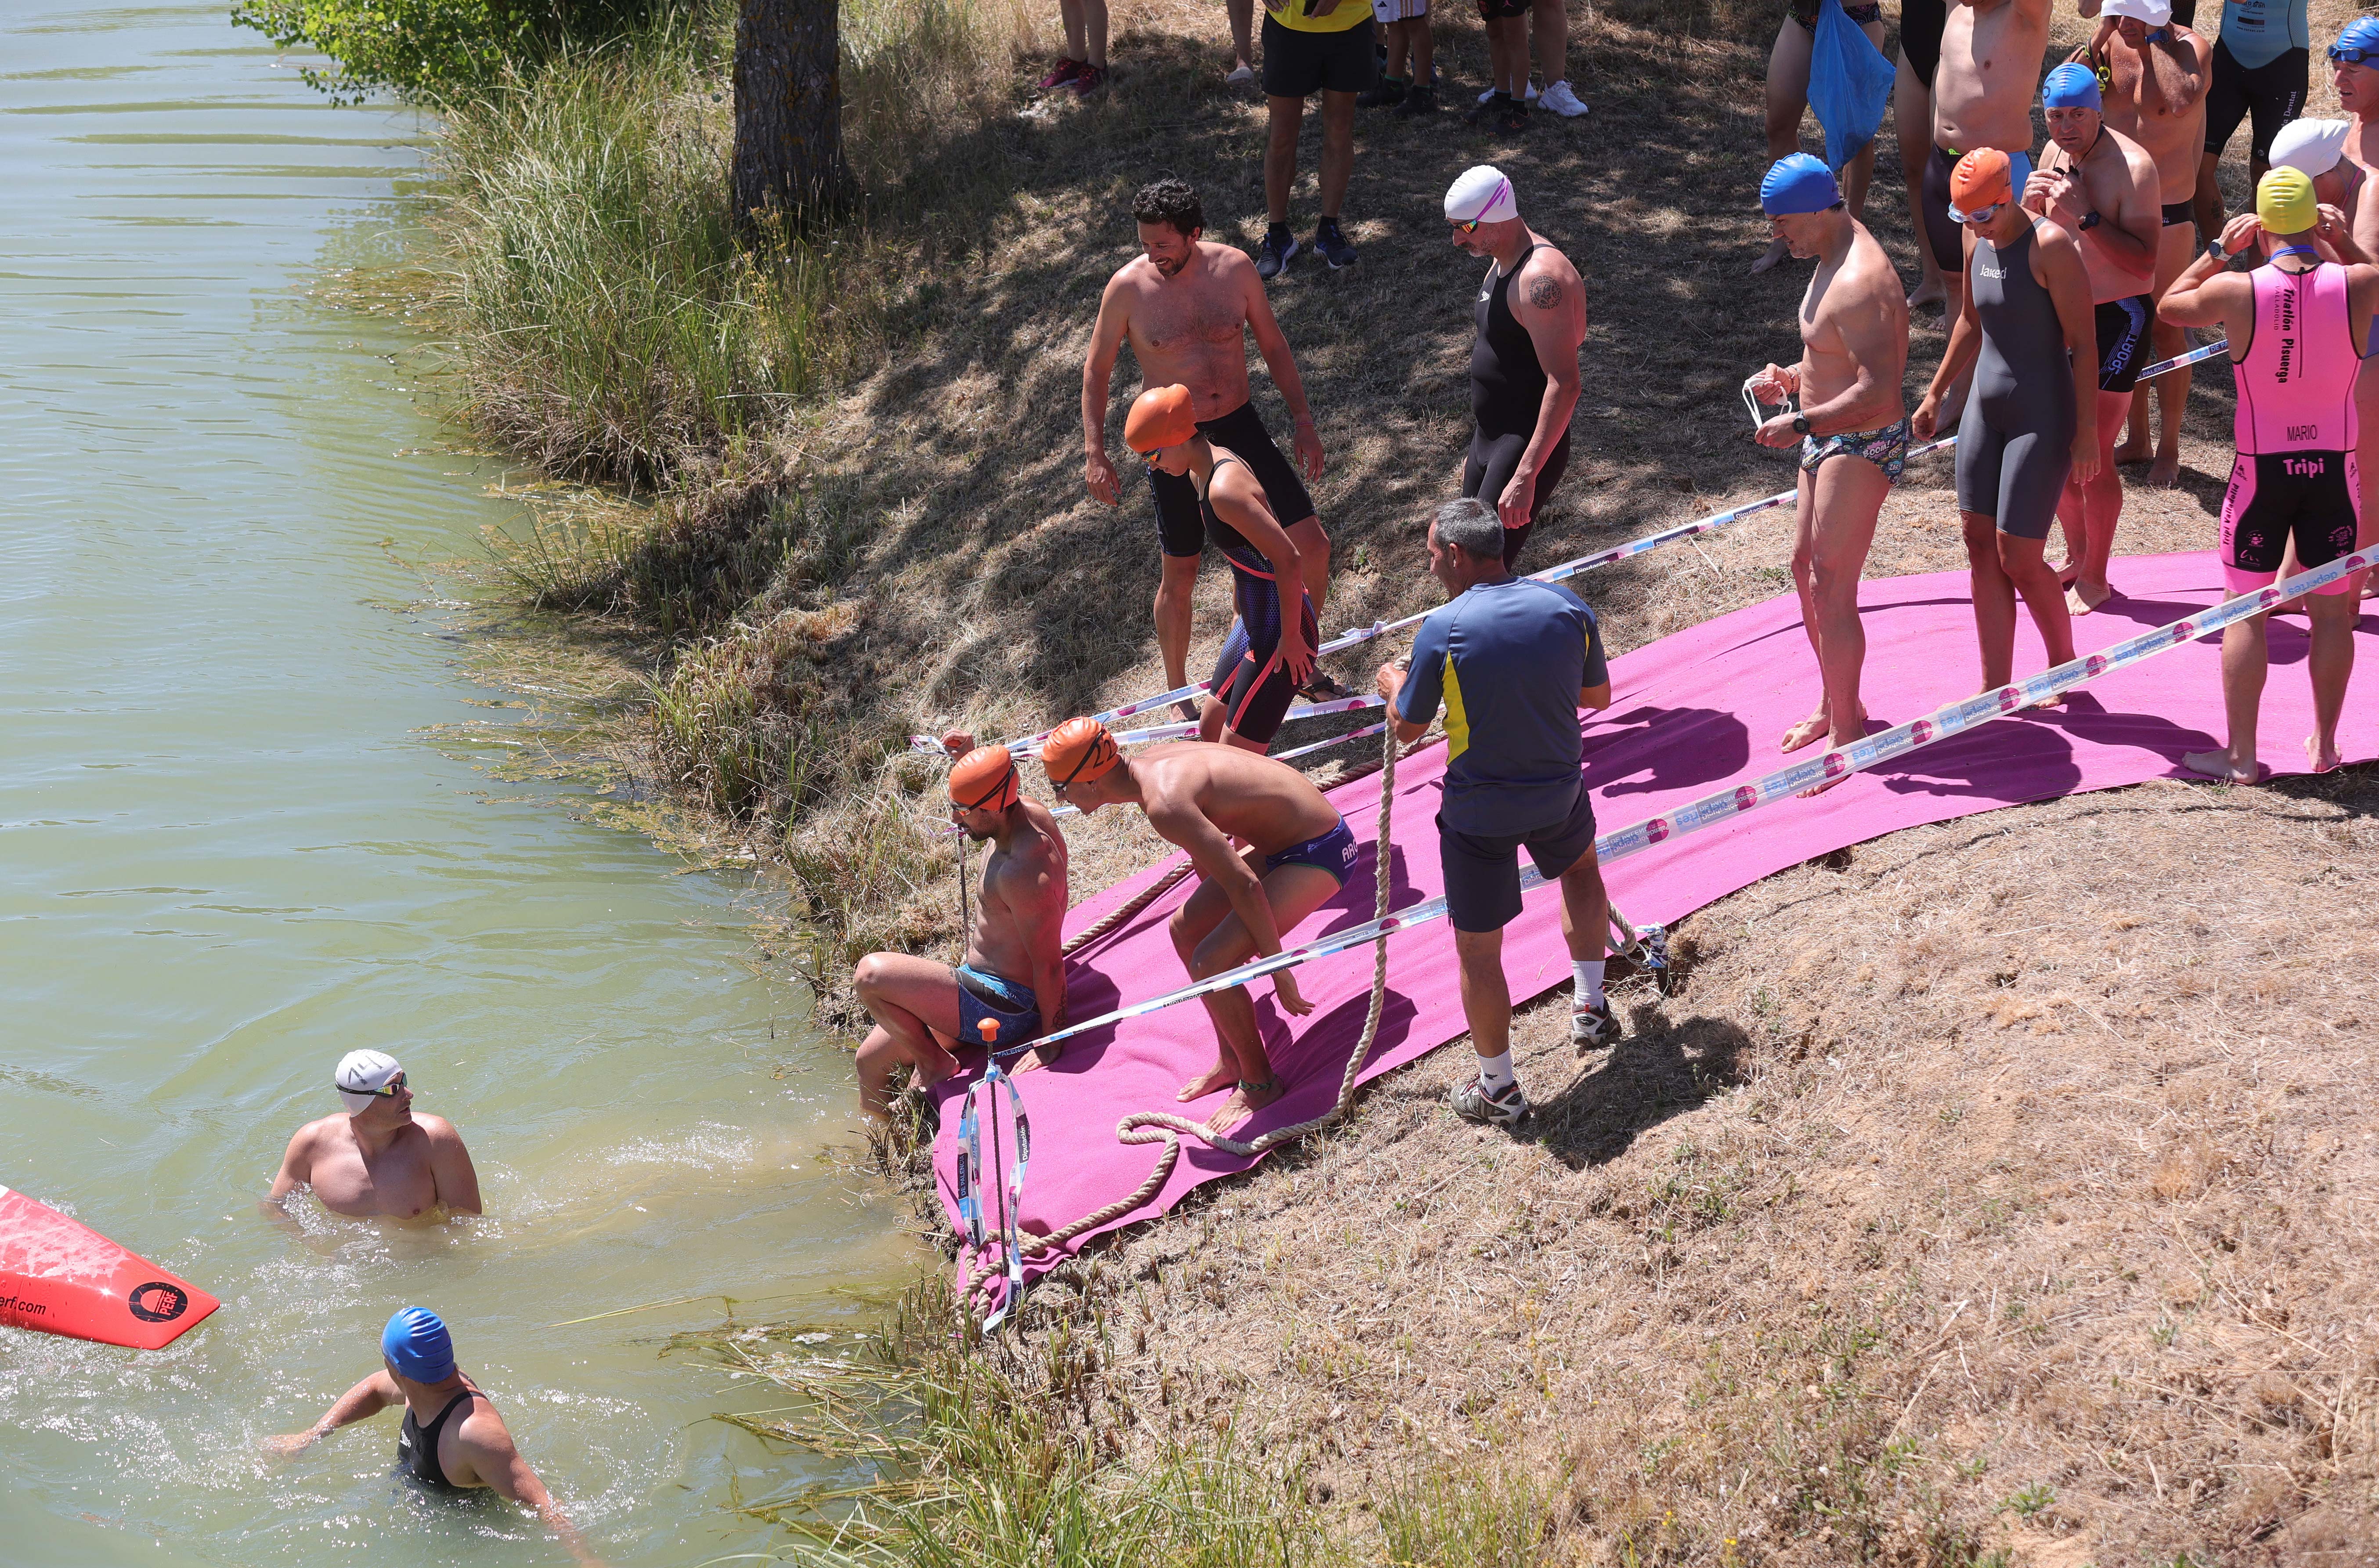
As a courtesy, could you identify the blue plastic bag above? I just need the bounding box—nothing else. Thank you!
[1809,0,1896,173]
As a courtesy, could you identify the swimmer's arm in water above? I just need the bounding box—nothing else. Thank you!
[261,1370,401,1458]
[1502,253,1586,529]
[1081,275,1135,506]
[2158,213,2258,331]
[1238,253,1326,481]
[2034,223,2103,484]
[262,1120,323,1210]
[1913,230,1985,441]
[451,1413,607,1568]
[415,1113,483,1216]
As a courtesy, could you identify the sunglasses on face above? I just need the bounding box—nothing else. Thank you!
[342,1072,407,1097]
[2332,44,2379,66]
[1452,217,1483,235]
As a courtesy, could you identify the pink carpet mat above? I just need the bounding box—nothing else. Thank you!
[931,552,2379,1287]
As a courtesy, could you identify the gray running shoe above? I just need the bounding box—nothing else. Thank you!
[1571,997,1617,1050]
[1256,225,1298,281]
[1313,217,1357,269]
[1450,1074,1530,1126]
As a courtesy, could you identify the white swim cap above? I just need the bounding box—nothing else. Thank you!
[2098,0,2172,25]
[2271,118,2352,178]
[1444,165,1519,225]
[334,1049,403,1113]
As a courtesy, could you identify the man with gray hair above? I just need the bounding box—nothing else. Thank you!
[1375,497,1615,1128]
[264,1050,481,1220]
[1445,164,1587,569]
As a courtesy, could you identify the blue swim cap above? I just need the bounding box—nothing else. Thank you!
[2042,62,2102,110]
[2338,15,2379,57]
[381,1306,456,1383]
[1760,153,1841,217]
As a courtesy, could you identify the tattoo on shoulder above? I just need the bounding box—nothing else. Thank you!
[1527,275,1563,311]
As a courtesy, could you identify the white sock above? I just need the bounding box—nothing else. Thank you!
[1475,1050,1516,1094]
[1573,959,1606,1008]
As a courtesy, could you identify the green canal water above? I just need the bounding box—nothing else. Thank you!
[0,5,917,1564]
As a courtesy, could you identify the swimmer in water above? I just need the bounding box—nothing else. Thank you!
[853,743,1070,1120]
[264,1307,604,1567]
[264,1050,481,1221]
[1038,715,1354,1131]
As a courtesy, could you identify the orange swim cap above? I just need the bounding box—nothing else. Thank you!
[948,745,1020,813]
[1040,716,1120,788]
[1123,385,1199,454]
[1948,149,2016,220]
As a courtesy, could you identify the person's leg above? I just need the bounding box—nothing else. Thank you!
[1059,0,1087,65]
[1383,16,1411,80]
[2191,149,2224,242]
[1554,847,1608,965]
[1168,864,1256,1101]
[1896,48,1943,308]
[1453,926,1512,1062]
[851,954,964,1117]
[1962,510,2019,690]
[2303,585,2356,773]
[1229,0,1255,76]
[1805,455,1889,753]
[1530,0,1568,93]
[2135,228,2196,487]
[1755,19,1814,274]
[1783,467,1833,750]
[1837,18,1887,220]
[1409,11,1435,87]
[1082,0,1108,69]
[1998,530,2076,673]
[1185,863,1345,1119]
[1489,15,1526,98]
[2065,387,2132,611]
[2182,614,2270,782]
[1265,94,1304,227]
[1318,89,1356,220]
[1285,516,1332,618]
[1154,552,1201,696]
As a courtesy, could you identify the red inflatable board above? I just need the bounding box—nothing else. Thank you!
[0,1186,218,1350]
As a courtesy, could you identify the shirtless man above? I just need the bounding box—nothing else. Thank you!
[2330,18,2379,563]
[2028,61,2162,611]
[2079,0,2212,488]
[1444,165,1587,569]
[852,744,1068,1120]
[265,1307,603,1567]
[1084,177,1332,712]
[1745,154,1911,763]
[1926,0,2057,414]
[1036,716,1356,1131]
[265,1051,481,1221]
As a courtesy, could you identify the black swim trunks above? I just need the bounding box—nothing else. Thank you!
[1264,814,1357,885]
[1921,144,1965,277]
[1900,0,1946,88]
[2094,294,2153,394]
[955,964,1041,1055]
[1260,12,1376,98]
[1147,399,1317,560]
[2206,37,2308,164]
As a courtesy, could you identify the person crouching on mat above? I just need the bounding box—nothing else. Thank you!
[1914,148,2097,703]
[2158,168,2379,780]
[1038,715,1355,1131]
[1124,383,1321,754]
[264,1308,605,1567]
[1746,154,1910,769]
[1375,498,1614,1129]
[852,744,1070,1120]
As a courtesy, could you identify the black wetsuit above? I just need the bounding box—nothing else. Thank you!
[1900,0,1946,87]
[1461,242,1572,570]
[1204,452,1319,745]
[395,1390,480,1492]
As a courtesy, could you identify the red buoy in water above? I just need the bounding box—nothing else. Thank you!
[0,1186,218,1350]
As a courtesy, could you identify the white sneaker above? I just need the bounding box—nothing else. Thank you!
[1226,62,1254,85]
[1539,79,1588,118]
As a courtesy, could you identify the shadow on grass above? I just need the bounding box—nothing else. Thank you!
[1520,1008,1751,1170]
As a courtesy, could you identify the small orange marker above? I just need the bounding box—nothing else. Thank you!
[979,1019,1000,1042]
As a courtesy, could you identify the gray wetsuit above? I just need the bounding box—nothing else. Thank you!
[1954,222,2076,541]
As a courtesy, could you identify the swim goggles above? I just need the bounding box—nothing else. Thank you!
[2330,43,2379,67]
[337,1071,408,1097]
[1740,372,1797,431]
[1951,200,2006,225]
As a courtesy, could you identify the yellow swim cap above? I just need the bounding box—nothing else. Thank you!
[2256,166,2318,237]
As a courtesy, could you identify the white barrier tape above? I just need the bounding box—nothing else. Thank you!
[1011,535,2362,1057]
[960,340,2234,761]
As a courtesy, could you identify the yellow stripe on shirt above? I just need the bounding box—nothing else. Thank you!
[1441,654,1469,764]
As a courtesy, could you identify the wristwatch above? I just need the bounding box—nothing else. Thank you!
[2079,211,2102,231]
[1791,415,1811,435]
[2207,238,2227,262]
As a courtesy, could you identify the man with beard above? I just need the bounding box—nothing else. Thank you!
[1083,177,1335,715]
[852,744,1069,1119]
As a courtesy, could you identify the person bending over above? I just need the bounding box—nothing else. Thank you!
[2159,169,2377,780]
[264,1308,603,1567]
[852,744,1069,1120]
[265,1050,480,1221]
[1083,177,1333,713]
[2028,62,2161,611]
[1037,717,1356,1132]
[1376,498,1615,1128]
[1124,385,1319,753]
[1445,165,1586,570]
[1914,149,2100,700]
[1747,155,1910,770]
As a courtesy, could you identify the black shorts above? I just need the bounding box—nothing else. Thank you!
[1461,426,1571,571]
[1260,14,1376,98]
[1146,399,1318,560]
[1921,144,1964,277]
[1208,575,1321,744]
[1440,782,1596,935]
[1474,0,1527,19]
[1899,0,1946,88]
[2205,39,2308,163]
[2220,449,2361,596]
[2095,295,2153,394]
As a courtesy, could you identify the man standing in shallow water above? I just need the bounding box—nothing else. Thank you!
[264,1050,480,1220]
[1083,177,1334,714]
[1746,154,1910,767]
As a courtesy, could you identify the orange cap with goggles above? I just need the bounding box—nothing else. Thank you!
[1040,716,1120,788]
[1948,148,2023,222]
[948,745,1020,813]
[1123,384,1199,454]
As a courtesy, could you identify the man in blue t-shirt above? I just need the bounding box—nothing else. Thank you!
[1374,497,1614,1128]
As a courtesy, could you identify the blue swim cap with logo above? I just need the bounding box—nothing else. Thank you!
[382,1306,456,1383]
[1760,153,1841,217]
[2042,62,2101,110]
[2336,14,2379,59]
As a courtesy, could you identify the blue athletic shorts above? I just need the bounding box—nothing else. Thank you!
[956,964,1040,1054]
[1264,814,1357,887]
[1439,782,1596,933]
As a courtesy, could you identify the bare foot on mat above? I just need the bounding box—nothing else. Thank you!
[2182,748,2262,784]
[2065,578,2111,615]
[1177,1058,1237,1102]
[2307,733,2343,774]
[1780,709,1832,752]
[2146,452,2182,489]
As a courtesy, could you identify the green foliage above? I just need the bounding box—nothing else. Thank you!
[230,0,668,104]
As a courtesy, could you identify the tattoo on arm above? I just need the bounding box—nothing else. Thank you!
[1527,275,1563,311]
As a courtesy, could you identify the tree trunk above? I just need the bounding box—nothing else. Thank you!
[732,0,845,233]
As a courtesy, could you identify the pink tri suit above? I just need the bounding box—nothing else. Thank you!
[2221,253,2365,598]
